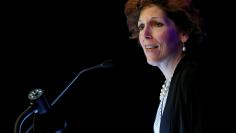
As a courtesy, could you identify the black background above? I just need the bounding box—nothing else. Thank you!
[2,0,234,132]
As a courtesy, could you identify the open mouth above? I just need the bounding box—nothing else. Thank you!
[145,45,159,49]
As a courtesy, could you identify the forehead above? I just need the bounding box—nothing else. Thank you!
[139,5,166,21]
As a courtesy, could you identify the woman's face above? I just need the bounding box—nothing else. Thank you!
[138,5,184,66]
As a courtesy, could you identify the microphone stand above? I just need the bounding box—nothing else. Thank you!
[14,106,36,133]
[14,60,112,133]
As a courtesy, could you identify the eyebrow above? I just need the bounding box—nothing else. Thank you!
[138,17,163,23]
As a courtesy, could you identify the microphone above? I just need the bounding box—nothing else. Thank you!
[50,59,113,106]
[14,59,112,133]
[100,59,113,68]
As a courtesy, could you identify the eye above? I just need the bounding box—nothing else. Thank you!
[151,21,164,27]
[138,23,145,31]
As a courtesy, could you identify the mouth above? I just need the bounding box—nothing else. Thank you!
[144,44,159,50]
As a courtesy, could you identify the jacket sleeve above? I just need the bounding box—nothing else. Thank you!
[179,66,205,133]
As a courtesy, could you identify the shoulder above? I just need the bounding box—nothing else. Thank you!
[172,56,206,97]
[174,56,202,83]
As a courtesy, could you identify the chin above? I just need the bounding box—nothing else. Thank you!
[146,59,159,67]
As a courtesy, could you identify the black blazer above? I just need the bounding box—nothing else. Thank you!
[160,56,208,133]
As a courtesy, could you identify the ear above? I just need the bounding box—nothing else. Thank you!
[179,32,189,43]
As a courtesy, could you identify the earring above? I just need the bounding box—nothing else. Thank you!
[182,44,186,52]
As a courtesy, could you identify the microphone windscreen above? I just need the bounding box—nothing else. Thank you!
[100,59,113,68]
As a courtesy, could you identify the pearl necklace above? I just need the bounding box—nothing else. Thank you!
[159,78,171,100]
[154,78,172,133]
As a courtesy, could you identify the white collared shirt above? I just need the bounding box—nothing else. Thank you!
[153,88,169,133]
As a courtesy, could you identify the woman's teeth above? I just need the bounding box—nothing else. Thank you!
[145,45,158,49]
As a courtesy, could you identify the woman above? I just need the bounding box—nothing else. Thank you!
[125,0,207,132]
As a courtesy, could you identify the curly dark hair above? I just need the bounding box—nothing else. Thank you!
[124,0,207,56]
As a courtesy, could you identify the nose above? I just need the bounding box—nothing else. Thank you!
[144,26,152,39]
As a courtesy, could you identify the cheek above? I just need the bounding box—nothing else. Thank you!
[157,30,178,45]
[139,33,145,45]
[152,31,168,46]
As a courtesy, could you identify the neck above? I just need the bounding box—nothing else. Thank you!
[158,53,184,80]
